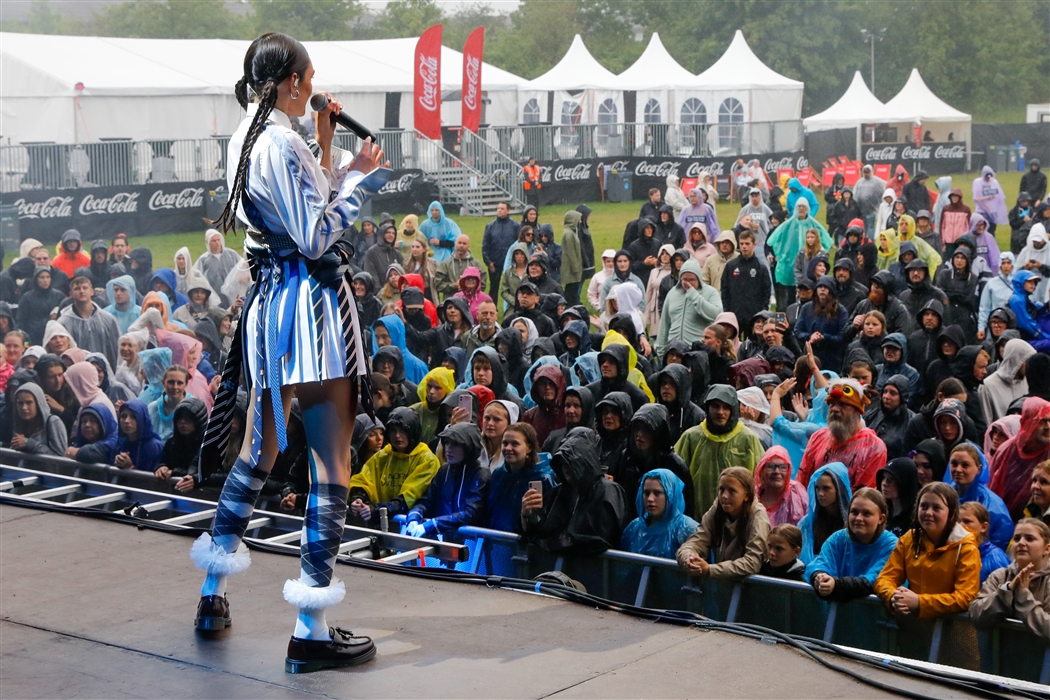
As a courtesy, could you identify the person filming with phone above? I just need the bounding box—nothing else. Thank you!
[522,427,628,555]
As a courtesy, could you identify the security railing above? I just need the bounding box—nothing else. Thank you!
[454,525,1050,684]
[1,120,803,195]
[479,120,804,161]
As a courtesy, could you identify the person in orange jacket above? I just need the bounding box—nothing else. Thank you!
[874,481,981,669]
[52,229,91,278]
[523,156,542,208]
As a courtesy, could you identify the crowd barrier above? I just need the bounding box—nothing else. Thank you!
[452,526,1050,684]
[0,121,804,195]
[4,448,1047,683]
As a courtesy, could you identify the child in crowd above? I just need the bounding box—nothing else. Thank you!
[958,501,1011,584]
[676,467,771,580]
[760,524,805,580]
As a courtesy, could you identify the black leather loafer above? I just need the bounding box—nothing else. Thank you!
[285,627,377,674]
[195,595,231,631]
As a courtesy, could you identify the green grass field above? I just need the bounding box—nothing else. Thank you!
[5,170,1025,278]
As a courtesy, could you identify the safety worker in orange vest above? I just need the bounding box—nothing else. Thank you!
[523,156,542,208]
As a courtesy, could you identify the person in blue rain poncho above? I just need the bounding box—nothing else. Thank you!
[1009,269,1046,340]
[66,402,121,464]
[103,275,141,334]
[112,399,164,473]
[942,442,1013,551]
[148,267,189,312]
[372,314,428,386]
[418,200,462,264]
[136,347,173,406]
[798,462,852,565]
[786,177,820,218]
[805,487,898,602]
[621,468,700,559]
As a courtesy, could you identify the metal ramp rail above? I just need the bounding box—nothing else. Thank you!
[457,525,1050,686]
[0,455,467,566]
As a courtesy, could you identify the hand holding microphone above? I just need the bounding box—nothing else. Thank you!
[310,92,387,173]
[310,93,376,141]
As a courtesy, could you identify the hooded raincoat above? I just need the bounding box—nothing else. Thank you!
[805,525,898,602]
[990,396,1050,519]
[524,427,629,555]
[70,402,120,464]
[978,338,1035,426]
[418,201,461,263]
[676,188,720,239]
[621,468,700,559]
[349,406,441,520]
[374,314,429,385]
[407,422,489,536]
[972,166,1008,225]
[193,230,242,307]
[11,382,68,456]
[798,462,852,564]
[114,399,164,472]
[674,384,763,514]
[767,201,832,287]
[754,445,808,527]
[103,275,141,334]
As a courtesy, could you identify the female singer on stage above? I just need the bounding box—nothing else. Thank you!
[189,32,389,674]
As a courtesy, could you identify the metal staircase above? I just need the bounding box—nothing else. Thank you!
[410,130,527,217]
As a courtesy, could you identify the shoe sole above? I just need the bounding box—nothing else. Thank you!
[284,645,377,674]
[195,616,231,631]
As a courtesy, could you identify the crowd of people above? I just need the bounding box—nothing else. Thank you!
[2,159,1050,667]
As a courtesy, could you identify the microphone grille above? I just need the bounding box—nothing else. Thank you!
[309,93,328,112]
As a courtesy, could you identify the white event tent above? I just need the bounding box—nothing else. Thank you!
[0,32,526,145]
[519,34,622,128]
[680,30,803,125]
[804,72,914,132]
[610,32,696,124]
[883,68,970,143]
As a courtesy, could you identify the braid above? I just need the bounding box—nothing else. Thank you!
[211,81,278,234]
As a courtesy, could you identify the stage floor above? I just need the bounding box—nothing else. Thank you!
[0,503,997,699]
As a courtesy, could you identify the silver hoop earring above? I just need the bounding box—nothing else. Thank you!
[291,89,300,99]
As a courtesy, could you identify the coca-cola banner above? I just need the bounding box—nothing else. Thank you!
[2,180,222,243]
[860,142,966,175]
[371,169,439,214]
[461,27,484,134]
[414,24,443,140]
[533,152,808,206]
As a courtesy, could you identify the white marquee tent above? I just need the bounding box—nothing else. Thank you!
[680,30,804,125]
[0,32,526,145]
[610,32,696,124]
[519,34,622,129]
[883,68,970,143]
[804,71,915,132]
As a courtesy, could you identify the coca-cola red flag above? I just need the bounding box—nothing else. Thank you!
[414,24,443,140]
[461,27,484,133]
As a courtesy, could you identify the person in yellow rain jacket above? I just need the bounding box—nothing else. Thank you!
[349,406,440,528]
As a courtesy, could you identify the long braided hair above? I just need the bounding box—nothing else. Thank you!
[212,32,311,233]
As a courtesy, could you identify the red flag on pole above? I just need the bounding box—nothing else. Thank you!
[461,27,484,134]
[414,24,443,139]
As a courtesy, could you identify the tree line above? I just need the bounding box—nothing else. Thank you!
[6,0,1047,121]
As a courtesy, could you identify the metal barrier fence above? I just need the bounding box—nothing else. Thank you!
[478,121,804,162]
[2,120,803,194]
[455,525,1050,684]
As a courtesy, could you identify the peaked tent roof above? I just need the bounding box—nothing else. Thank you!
[804,71,915,130]
[611,32,696,90]
[883,68,970,123]
[691,30,803,89]
[524,34,618,90]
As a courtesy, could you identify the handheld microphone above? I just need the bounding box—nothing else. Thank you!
[309,93,376,142]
